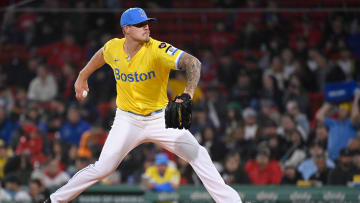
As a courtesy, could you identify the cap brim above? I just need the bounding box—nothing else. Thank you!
[147,18,156,22]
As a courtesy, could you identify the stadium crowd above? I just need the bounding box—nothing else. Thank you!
[1,0,360,202]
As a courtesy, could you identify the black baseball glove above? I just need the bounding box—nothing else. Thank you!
[165,93,192,129]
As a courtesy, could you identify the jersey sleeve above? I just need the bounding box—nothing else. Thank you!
[153,40,184,70]
[102,39,116,65]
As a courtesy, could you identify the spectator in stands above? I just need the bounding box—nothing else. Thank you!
[242,107,259,141]
[265,56,285,90]
[281,129,306,168]
[27,64,58,102]
[235,20,262,49]
[292,59,317,92]
[7,56,38,89]
[280,163,302,185]
[263,12,287,47]
[307,48,328,91]
[217,55,239,89]
[28,178,49,203]
[0,106,18,145]
[259,75,283,111]
[294,36,308,61]
[221,152,250,184]
[328,148,354,185]
[281,48,296,81]
[0,181,11,201]
[260,38,282,68]
[60,106,91,146]
[229,71,255,108]
[47,99,66,136]
[336,49,355,81]
[298,143,335,180]
[223,103,242,137]
[50,140,68,170]
[2,174,31,201]
[24,106,48,134]
[283,74,309,115]
[258,100,280,126]
[197,86,227,130]
[189,108,212,138]
[225,125,256,161]
[77,124,106,159]
[15,124,46,166]
[11,88,28,121]
[243,54,263,91]
[143,153,180,192]
[244,147,283,185]
[0,139,8,179]
[200,127,227,163]
[0,86,14,115]
[263,122,287,160]
[309,153,330,186]
[286,100,310,136]
[4,154,33,185]
[32,159,70,189]
[323,16,348,55]
[316,91,360,160]
[65,144,79,174]
[301,17,323,47]
[308,123,329,150]
[278,114,306,144]
[348,137,360,154]
[58,63,77,101]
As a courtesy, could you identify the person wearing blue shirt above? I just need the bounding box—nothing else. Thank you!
[60,106,91,146]
[316,92,360,160]
[0,107,18,145]
[298,143,335,180]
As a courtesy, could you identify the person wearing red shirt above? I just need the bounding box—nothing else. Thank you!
[245,147,283,185]
[16,124,46,166]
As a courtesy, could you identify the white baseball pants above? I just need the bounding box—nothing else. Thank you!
[50,108,242,203]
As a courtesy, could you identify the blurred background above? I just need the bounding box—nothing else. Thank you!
[1,0,360,202]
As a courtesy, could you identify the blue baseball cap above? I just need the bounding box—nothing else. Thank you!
[155,153,169,165]
[120,8,156,27]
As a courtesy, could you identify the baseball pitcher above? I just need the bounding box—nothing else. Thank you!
[46,8,242,203]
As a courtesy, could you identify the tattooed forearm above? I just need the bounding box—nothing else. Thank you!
[177,52,201,98]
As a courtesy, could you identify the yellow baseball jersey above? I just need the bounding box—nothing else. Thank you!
[103,37,184,115]
[144,166,180,185]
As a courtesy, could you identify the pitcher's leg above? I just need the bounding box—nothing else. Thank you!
[50,114,144,202]
[146,117,241,203]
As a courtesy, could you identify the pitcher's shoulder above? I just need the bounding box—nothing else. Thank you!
[104,38,124,51]
[149,38,172,49]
